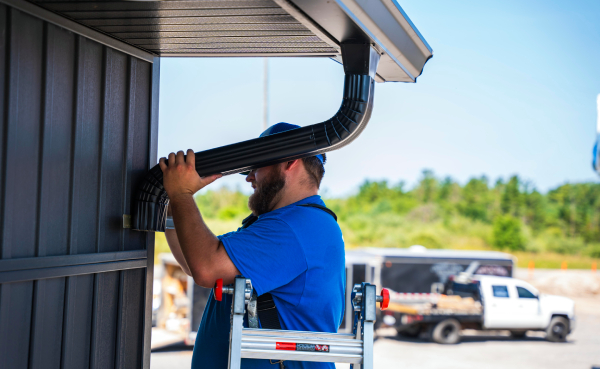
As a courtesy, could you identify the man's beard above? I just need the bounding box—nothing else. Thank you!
[248,167,286,216]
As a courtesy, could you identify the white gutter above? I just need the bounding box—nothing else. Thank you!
[336,0,433,82]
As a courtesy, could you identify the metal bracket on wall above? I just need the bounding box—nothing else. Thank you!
[123,214,132,229]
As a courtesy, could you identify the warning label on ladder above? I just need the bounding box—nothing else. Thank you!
[276,342,330,352]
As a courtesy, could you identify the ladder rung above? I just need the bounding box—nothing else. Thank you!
[240,348,363,364]
[241,335,363,348]
[242,341,362,355]
[243,328,356,341]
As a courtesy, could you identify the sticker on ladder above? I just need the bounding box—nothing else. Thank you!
[276,342,330,352]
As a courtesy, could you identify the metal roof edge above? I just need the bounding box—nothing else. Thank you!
[335,0,432,82]
[388,0,432,53]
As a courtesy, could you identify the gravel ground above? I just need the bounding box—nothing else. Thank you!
[151,344,193,369]
[151,269,600,369]
[515,268,600,298]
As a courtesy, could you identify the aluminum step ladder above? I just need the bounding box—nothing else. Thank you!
[214,277,389,369]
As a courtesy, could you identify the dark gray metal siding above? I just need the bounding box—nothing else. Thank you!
[0,3,157,368]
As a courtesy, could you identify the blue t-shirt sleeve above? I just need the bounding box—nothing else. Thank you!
[220,217,307,297]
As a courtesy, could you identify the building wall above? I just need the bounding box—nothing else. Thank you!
[0,2,158,368]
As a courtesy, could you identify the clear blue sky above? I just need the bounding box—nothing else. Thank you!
[158,0,600,197]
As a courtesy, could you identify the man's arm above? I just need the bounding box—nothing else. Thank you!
[159,150,240,288]
[164,206,192,276]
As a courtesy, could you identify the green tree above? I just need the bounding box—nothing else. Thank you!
[501,175,523,217]
[195,187,249,220]
[415,169,438,203]
[437,176,455,202]
[459,176,491,222]
[523,189,546,234]
[493,215,526,251]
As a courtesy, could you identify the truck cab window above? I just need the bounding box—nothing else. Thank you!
[517,286,536,298]
[492,285,509,298]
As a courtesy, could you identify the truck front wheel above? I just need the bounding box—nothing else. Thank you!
[432,319,461,344]
[546,317,569,342]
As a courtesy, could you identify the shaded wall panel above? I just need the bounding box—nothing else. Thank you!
[29,277,66,369]
[0,4,6,232]
[2,9,44,259]
[0,282,34,369]
[126,60,151,251]
[0,2,157,369]
[116,268,145,369]
[70,36,104,256]
[61,274,94,369]
[90,271,120,369]
[38,23,75,258]
[97,48,128,254]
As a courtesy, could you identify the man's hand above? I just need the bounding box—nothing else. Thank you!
[159,149,221,199]
[158,149,237,288]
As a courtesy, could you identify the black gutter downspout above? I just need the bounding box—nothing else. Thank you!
[133,43,380,231]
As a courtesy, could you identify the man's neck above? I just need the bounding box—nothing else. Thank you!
[271,186,318,212]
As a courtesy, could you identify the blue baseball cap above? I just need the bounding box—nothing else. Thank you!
[241,123,324,175]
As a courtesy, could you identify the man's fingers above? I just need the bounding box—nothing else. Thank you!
[176,150,185,165]
[158,157,167,171]
[200,173,222,186]
[186,149,195,168]
[168,152,176,167]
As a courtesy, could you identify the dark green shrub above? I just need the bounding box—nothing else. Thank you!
[493,215,525,251]
[585,243,600,258]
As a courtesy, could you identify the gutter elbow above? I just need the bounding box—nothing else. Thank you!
[133,42,381,232]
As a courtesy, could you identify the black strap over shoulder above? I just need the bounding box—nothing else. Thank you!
[241,213,259,229]
[240,203,337,230]
[241,202,337,330]
[297,203,338,222]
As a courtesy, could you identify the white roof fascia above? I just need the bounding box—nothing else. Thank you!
[335,0,432,82]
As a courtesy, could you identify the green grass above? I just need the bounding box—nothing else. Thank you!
[511,251,598,269]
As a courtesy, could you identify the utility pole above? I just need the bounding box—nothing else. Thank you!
[597,94,600,136]
[262,58,269,131]
[595,94,600,175]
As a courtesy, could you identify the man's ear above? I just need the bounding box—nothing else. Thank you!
[285,159,303,172]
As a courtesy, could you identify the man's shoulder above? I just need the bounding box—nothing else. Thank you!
[245,196,339,241]
[269,196,330,220]
[267,198,341,243]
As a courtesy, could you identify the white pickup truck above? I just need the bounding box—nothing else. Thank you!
[386,274,576,344]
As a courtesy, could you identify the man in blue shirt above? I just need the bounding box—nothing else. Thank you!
[160,123,345,369]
